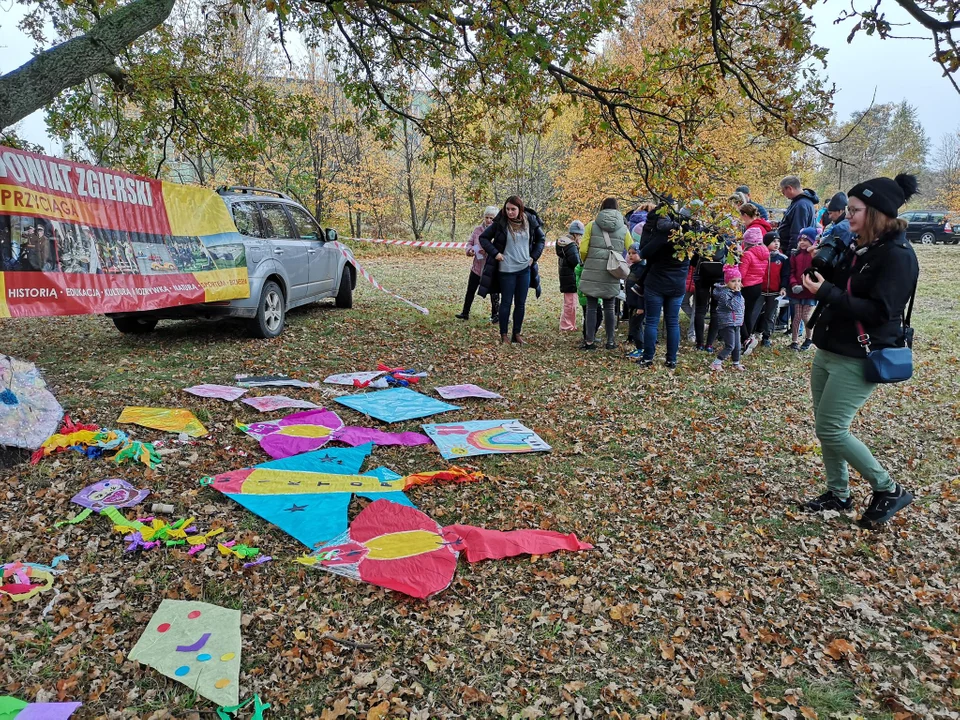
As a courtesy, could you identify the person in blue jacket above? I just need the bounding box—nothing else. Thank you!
[777,176,819,253]
[821,192,853,248]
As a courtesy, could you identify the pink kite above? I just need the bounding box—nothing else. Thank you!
[238,409,431,459]
[312,499,592,598]
[242,395,320,412]
[183,385,248,401]
[434,384,502,400]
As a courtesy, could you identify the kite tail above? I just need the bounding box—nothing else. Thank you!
[441,524,593,563]
[402,467,485,488]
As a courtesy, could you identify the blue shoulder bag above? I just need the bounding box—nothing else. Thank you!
[849,265,916,384]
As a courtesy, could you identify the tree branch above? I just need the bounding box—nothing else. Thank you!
[0,0,176,129]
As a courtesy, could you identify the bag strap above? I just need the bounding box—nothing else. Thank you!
[601,230,613,251]
[903,281,917,329]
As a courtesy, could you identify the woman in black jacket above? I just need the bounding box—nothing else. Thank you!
[638,202,692,369]
[801,174,919,528]
[478,196,546,344]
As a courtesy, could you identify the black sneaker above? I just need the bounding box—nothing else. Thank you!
[637,359,653,368]
[605,341,617,350]
[580,342,597,351]
[664,360,677,369]
[857,484,913,528]
[799,339,813,351]
[761,338,772,347]
[455,313,469,320]
[490,317,498,324]
[789,342,800,351]
[800,491,854,513]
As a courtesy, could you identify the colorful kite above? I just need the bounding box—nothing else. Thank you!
[0,355,63,450]
[183,385,248,402]
[235,374,319,389]
[323,371,385,386]
[433,384,503,400]
[421,419,551,460]
[237,408,431,459]
[205,444,481,549]
[308,500,592,599]
[71,478,150,511]
[241,395,319,412]
[0,697,81,719]
[118,407,208,438]
[128,600,241,708]
[0,561,56,602]
[334,387,459,423]
[423,420,550,460]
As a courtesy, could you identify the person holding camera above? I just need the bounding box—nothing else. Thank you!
[800,174,919,528]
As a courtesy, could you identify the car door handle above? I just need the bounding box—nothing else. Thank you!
[308,249,317,254]
[274,249,284,255]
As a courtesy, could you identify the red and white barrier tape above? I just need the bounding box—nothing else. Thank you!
[344,236,557,248]
[331,242,429,315]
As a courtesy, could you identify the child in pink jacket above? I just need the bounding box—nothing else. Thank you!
[737,204,771,353]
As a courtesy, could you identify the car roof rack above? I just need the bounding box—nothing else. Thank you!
[216,186,293,201]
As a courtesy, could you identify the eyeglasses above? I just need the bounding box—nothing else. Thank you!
[847,207,866,216]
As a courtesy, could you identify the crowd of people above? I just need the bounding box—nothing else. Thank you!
[455,173,920,529]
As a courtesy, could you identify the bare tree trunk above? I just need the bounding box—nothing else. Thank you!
[0,0,177,129]
[402,119,421,240]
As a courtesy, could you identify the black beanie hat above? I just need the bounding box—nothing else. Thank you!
[827,192,847,213]
[847,174,918,218]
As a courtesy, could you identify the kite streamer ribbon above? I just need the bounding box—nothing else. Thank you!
[343,236,557,249]
[330,242,429,315]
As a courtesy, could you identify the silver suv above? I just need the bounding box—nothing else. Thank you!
[109,187,355,338]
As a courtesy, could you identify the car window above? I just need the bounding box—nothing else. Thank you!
[933,214,945,224]
[231,202,263,238]
[259,203,296,239]
[900,213,914,222]
[286,205,321,240]
[914,213,930,223]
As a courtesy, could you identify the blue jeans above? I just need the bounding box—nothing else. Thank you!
[498,268,530,336]
[643,289,683,363]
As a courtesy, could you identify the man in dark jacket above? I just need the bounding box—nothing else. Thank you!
[777,176,819,253]
[735,185,769,221]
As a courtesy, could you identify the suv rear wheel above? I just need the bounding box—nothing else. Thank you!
[335,266,353,309]
[920,232,936,245]
[113,316,158,334]
[250,280,285,338]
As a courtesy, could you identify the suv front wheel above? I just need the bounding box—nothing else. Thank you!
[250,280,285,338]
[920,232,936,245]
[335,266,353,309]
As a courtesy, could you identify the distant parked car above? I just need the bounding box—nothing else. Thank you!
[900,211,957,245]
[108,187,355,338]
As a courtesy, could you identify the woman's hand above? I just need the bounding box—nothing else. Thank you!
[802,270,824,295]
[466,248,475,257]
[528,258,534,267]
[496,253,504,262]
[779,288,787,297]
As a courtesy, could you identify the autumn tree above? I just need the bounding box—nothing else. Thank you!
[812,101,929,197]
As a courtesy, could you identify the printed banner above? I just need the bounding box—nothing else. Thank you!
[0,146,249,317]
[345,236,556,249]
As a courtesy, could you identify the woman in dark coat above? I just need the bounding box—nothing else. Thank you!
[800,173,919,529]
[638,201,691,368]
[478,195,546,344]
